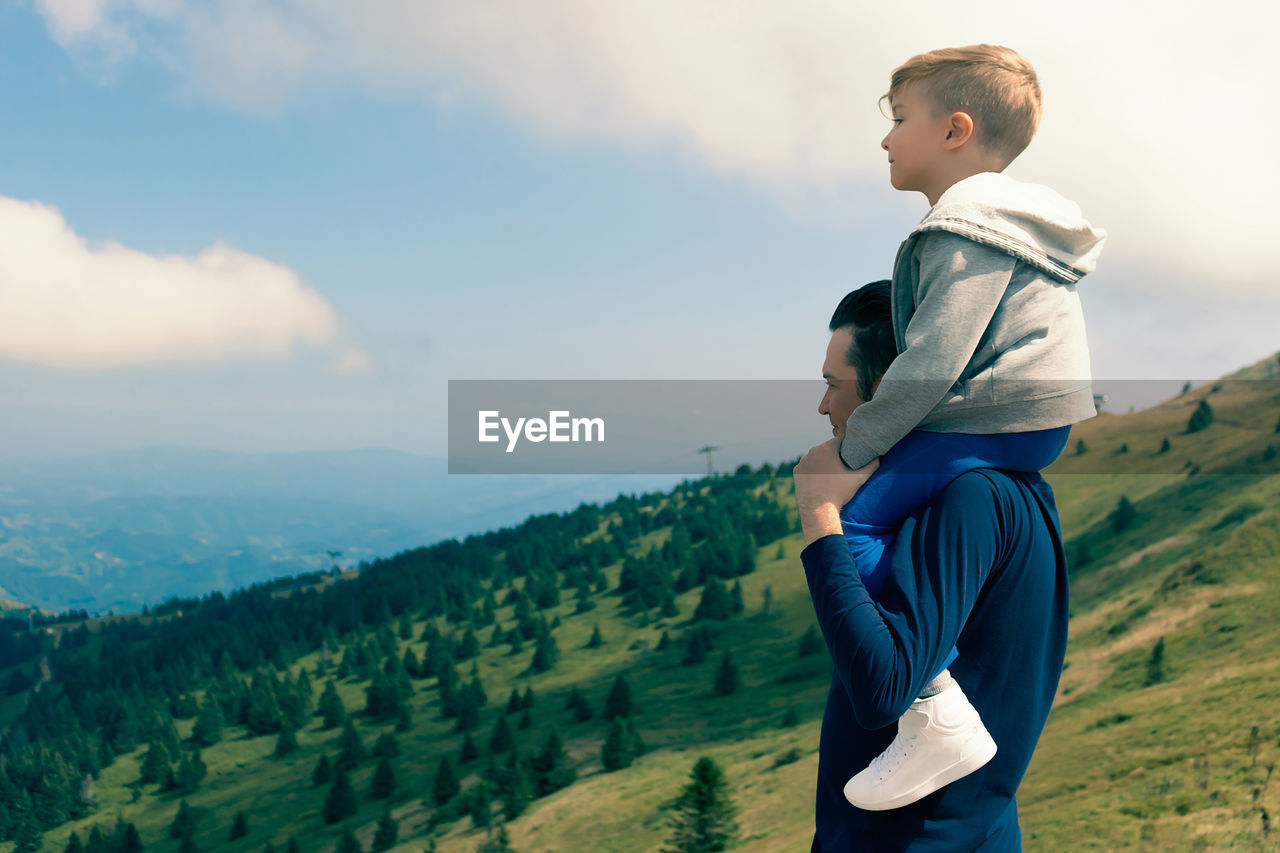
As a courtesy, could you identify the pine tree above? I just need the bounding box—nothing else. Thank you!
[297,666,315,704]
[323,766,359,824]
[604,675,632,720]
[530,728,575,797]
[505,689,523,715]
[117,822,143,853]
[170,799,197,839]
[503,758,532,821]
[601,718,646,772]
[64,833,85,853]
[335,824,361,853]
[371,758,396,799]
[489,715,515,754]
[191,695,224,747]
[529,629,559,674]
[657,631,671,651]
[521,686,536,709]
[476,823,516,853]
[714,651,740,696]
[275,725,299,757]
[454,687,481,733]
[246,670,284,735]
[1187,399,1214,433]
[287,836,300,853]
[313,754,334,786]
[394,701,412,733]
[663,757,739,853]
[567,686,593,722]
[320,680,347,729]
[402,647,421,678]
[139,740,170,785]
[797,626,824,659]
[433,756,460,805]
[682,626,714,665]
[1110,495,1139,532]
[518,707,533,730]
[363,671,401,720]
[694,579,734,621]
[374,732,401,759]
[459,732,479,764]
[230,811,249,841]
[467,783,493,830]
[175,749,206,794]
[371,810,398,853]
[336,719,368,770]
[585,624,604,649]
[729,581,744,616]
[1145,637,1167,686]
[11,789,42,853]
[457,627,480,660]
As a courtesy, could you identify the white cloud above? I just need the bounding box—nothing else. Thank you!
[0,195,367,371]
[34,0,1280,301]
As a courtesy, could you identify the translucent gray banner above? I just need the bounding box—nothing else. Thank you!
[447,379,1280,475]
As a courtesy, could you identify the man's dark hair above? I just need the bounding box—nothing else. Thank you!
[829,280,896,400]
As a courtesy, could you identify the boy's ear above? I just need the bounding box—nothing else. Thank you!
[942,111,975,149]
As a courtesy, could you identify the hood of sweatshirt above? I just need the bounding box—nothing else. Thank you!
[914,172,1106,283]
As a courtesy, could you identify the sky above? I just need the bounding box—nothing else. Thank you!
[2,0,1277,462]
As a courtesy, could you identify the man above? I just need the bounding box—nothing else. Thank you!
[793,281,1070,851]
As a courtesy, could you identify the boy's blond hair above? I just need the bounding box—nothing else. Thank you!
[886,44,1041,166]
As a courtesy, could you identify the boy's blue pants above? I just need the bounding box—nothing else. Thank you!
[839,426,1071,677]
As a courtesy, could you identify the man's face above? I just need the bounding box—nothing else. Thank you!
[880,82,951,196]
[819,327,867,443]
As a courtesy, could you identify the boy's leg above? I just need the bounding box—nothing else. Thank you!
[841,426,1070,598]
[844,426,1070,532]
[843,669,997,810]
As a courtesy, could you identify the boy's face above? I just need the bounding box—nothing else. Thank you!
[880,82,953,196]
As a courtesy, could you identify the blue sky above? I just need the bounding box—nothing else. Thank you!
[2,1,1276,461]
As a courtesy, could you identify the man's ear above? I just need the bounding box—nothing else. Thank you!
[942,111,975,149]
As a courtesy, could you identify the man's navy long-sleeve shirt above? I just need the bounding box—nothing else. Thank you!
[801,469,1069,852]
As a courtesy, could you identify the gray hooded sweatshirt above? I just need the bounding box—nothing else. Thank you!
[839,171,1107,470]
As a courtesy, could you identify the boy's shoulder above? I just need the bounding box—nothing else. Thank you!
[908,172,1106,284]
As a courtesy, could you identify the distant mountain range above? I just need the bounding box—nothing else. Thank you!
[0,447,682,614]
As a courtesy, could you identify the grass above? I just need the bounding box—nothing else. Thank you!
[7,353,1280,852]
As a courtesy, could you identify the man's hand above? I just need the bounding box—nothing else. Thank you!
[793,438,880,545]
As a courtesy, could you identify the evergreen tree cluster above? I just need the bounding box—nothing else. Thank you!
[0,461,786,842]
[59,817,144,853]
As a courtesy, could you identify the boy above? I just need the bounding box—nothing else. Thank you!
[834,45,1105,810]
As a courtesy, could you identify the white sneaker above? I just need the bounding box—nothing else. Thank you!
[843,679,997,811]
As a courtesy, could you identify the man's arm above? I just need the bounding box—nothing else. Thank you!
[839,233,1016,469]
[800,472,1005,730]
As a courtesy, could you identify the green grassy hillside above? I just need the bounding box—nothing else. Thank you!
[4,355,1279,853]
